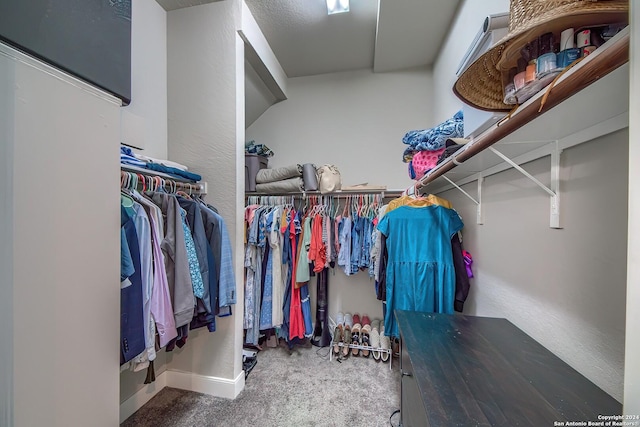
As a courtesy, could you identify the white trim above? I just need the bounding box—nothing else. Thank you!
[166,369,246,400]
[119,371,168,424]
[239,1,287,100]
[118,369,246,423]
[0,42,122,107]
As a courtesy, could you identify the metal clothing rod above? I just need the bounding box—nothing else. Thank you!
[488,147,556,197]
[245,190,403,199]
[120,169,207,195]
[441,176,479,205]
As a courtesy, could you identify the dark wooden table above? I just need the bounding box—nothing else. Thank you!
[396,310,621,427]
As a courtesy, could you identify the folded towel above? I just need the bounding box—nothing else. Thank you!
[255,177,304,193]
[256,164,302,184]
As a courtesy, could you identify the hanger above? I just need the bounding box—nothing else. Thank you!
[176,190,192,200]
[121,175,135,207]
[342,195,349,217]
[332,196,340,218]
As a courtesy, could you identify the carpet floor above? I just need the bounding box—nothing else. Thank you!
[122,343,401,427]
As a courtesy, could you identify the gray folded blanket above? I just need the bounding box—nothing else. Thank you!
[255,177,304,193]
[256,164,302,184]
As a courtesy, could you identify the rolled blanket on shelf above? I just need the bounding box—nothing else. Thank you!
[255,177,304,193]
[256,164,302,184]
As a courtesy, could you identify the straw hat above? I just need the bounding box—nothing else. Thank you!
[453,0,628,112]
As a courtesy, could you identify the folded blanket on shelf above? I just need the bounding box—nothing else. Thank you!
[402,110,464,162]
[255,177,304,193]
[256,164,302,184]
[134,154,189,171]
[121,156,147,167]
[145,163,202,182]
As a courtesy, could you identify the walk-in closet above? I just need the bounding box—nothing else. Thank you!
[1,0,639,426]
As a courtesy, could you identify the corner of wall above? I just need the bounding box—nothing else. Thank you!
[165,0,244,387]
[0,49,15,427]
[121,0,168,159]
[432,0,509,122]
[624,0,640,413]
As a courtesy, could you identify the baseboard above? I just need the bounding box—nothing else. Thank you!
[118,369,245,422]
[119,371,168,424]
[166,369,245,400]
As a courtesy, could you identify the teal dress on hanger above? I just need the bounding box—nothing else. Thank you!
[377,205,463,338]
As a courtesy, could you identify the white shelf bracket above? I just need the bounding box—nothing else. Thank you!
[488,145,562,229]
[477,174,484,225]
[550,144,562,229]
[442,175,483,225]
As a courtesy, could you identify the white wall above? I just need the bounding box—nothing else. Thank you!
[441,131,628,401]
[245,67,434,319]
[311,268,384,325]
[165,0,244,386]
[121,0,168,158]
[0,47,14,426]
[432,0,508,123]
[2,45,121,426]
[624,0,639,412]
[246,68,434,190]
[119,0,170,404]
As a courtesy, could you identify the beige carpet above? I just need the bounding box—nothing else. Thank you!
[122,343,401,427]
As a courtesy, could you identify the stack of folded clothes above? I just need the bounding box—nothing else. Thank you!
[254,164,304,193]
[402,110,465,180]
[120,145,202,182]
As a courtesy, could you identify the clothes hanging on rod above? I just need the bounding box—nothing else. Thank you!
[120,170,236,382]
[243,194,384,348]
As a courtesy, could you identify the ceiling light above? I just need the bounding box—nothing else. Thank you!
[327,0,349,15]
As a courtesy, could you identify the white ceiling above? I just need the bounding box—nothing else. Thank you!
[156,0,462,125]
[244,0,462,77]
[158,0,462,77]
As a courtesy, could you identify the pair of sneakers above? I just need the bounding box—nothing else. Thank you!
[332,312,353,358]
[372,320,391,362]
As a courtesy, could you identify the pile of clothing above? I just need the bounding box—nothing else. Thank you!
[245,140,275,158]
[402,110,465,180]
[121,145,202,182]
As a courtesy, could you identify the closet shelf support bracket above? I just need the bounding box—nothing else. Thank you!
[442,175,483,225]
[488,143,562,229]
